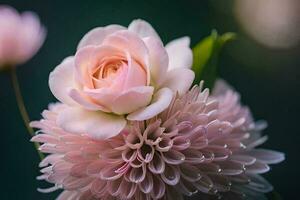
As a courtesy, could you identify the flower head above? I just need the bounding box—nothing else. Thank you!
[31,80,284,200]
[49,19,194,140]
[0,5,46,68]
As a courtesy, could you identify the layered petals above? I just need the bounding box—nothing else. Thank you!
[77,24,126,49]
[48,19,195,140]
[57,107,126,139]
[111,86,154,114]
[127,88,173,121]
[32,81,283,200]
[161,68,195,95]
[128,19,161,41]
[143,37,169,86]
[49,57,77,106]
[165,37,193,70]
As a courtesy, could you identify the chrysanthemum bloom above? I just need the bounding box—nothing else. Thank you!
[31,80,284,200]
[49,19,194,140]
[0,5,46,68]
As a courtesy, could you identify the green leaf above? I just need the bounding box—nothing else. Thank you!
[192,30,236,89]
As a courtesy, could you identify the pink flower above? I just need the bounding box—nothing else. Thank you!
[31,80,284,200]
[0,5,46,67]
[49,19,194,139]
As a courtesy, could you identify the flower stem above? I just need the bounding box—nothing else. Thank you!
[10,67,44,160]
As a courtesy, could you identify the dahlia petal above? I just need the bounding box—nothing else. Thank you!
[91,179,107,196]
[137,144,155,163]
[160,68,195,95]
[111,86,154,114]
[31,134,58,143]
[246,149,285,164]
[77,24,126,49]
[229,174,251,184]
[151,176,165,199]
[57,107,126,140]
[209,175,231,192]
[100,162,127,181]
[49,56,77,106]
[246,135,268,149]
[161,164,180,185]
[56,190,78,200]
[70,162,90,178]
[180,164,201,182]
[204,145,231,161]
[125,131,144,149]
[127,88,173,121]
[177,179,198,196]
[87,160,105,175]
[172,136,191,151]
[156,137,173,152]
[122,148,137,162]
[148,153,165,174]
[129,164,147,183]
[39,154,63,168]
[78,190,97,200]
[101,149,124,162]
[165,36,193,70]
[245,161,270,174]
[128,19,161,41]
[183,148,205,164]
[139,173,153,194]
[229,155,256,165]
[193,175,214,193]
[107,178,122,196]
[62,176,93,190]
[197,163,221,174]
[118,180,137,199]
[218,161,244,176]
[64,151,88,163]
[162,149,185,165]
[247,174,273,193]
[143,37,169,86]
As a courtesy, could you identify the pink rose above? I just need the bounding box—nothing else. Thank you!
[0,6,46,67]
[49,19,194,139]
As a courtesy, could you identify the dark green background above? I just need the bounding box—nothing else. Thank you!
[0,0,299,199]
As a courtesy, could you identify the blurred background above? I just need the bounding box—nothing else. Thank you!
[0,0,299,199]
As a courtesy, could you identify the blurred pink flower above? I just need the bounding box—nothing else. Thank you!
[31,80,284,200]
[0,5,46,67]
[49,19,194,140]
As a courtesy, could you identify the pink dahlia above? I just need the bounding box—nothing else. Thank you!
[31,80,284,200]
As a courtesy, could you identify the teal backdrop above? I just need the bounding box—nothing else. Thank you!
[0,0,299,199]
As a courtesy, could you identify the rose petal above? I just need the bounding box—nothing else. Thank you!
[102,30,149,77]
[49,56,78,106]
[75,45,125,87]
[127,88,173,121]
[69,89,110,112]
[123,54,148,89]
[77,24,126,49]
[128,19,161,41]
[161,68,195,95]
[143,37,169,86]
[57,107,126,140]
[165,36,193,70]
[112,86,154,114]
